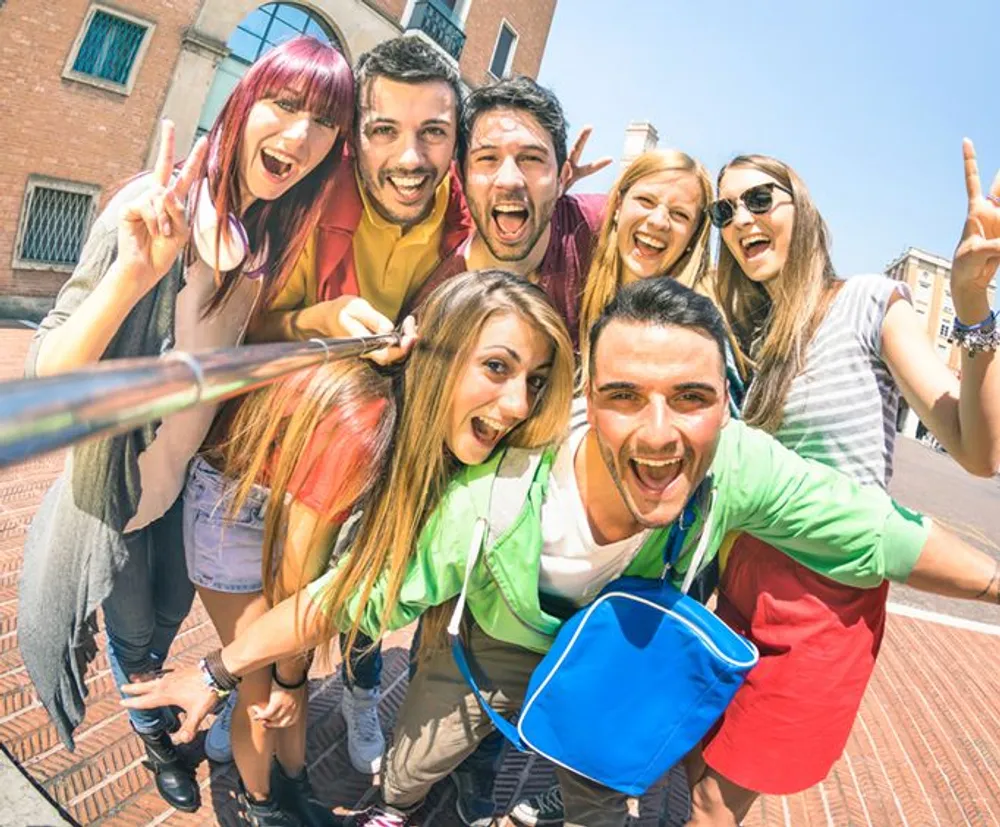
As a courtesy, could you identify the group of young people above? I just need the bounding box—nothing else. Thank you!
[17,31,1000,827]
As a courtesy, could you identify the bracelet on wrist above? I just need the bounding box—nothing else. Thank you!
[271,663,308,690]
[202,648,241,693]
[952,315,1000,358]
[952,309,997,333]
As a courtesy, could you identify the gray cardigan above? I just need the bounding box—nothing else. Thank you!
[20,176,184,749]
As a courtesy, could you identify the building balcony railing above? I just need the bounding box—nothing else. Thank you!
[407,0,466,62]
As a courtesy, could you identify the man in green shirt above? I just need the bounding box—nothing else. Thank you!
[123,279,1000,827]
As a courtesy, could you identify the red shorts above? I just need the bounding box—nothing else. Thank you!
[701,534,888,795]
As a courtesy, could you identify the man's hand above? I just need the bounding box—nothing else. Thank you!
[560,126,613,193]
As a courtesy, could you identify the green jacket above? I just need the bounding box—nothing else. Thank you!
[310,420,929,654]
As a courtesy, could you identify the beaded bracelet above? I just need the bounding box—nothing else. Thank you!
[952,311,1000,357]
[952,309,997,333]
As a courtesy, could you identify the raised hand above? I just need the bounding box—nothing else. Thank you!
[118,120,208,293]
[952,138,1000,321]
[560,126,613,193]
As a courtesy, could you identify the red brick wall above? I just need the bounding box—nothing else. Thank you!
[366,0,407,23]
[459,0,556,85]
[0,0,199,301]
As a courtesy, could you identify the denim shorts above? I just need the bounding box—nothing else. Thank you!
[183,456,269,594]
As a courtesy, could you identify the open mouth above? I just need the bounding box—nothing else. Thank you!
[628,455,682,495]
[633,231,667,258]
[260,148,294,180]
[491,203,530,241]
[387,172,430,204]
[471,415,506,447]
[739,234,771,260]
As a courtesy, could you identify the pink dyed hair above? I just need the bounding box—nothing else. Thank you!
[195,36,355,315]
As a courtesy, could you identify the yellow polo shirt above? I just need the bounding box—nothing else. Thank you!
[353,169,449,320]
[271,171,451,320]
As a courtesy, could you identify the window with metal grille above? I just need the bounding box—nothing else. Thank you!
[489,22,518,78]
[64,5,153,93]
[14,179,98,270]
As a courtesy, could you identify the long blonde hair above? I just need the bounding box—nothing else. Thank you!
[578,149,713,359]
[217,360,396,603]
[316,270,575,658]
[715,155,839,432]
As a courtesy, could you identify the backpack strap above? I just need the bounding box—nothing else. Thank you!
[446,446,548,751]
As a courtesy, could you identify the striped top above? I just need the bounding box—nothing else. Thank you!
[767,274,909,490]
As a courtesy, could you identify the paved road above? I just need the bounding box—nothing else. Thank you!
[888,437,1000,625]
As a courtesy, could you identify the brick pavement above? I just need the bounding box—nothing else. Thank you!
[1,326,999,826]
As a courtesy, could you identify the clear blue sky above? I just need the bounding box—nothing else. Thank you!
[537,0,1000,281]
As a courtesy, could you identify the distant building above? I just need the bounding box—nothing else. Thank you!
[0,0,558,318]
[621,121,658,167]
[884,246,995,435]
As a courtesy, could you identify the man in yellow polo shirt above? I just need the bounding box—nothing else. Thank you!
[249,36,471,351]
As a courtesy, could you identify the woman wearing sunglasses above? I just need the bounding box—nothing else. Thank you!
[686,146,1000,823]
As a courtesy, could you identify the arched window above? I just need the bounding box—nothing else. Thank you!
[227,3,343,65]
[197,3,344,136]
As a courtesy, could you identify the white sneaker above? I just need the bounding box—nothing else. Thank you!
[204,690,237,764]
[340,686,385,774]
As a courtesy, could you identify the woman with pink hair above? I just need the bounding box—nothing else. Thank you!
[19,36,354,823]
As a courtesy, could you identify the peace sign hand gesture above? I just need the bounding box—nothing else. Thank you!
[118,120,208,293]
[559,126,613,193]
[952,139,1000,320]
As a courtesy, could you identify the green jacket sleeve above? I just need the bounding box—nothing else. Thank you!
[714,421,930,587]
[304,464,494,637]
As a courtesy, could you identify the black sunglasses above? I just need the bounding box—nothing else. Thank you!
[708,182,793,229]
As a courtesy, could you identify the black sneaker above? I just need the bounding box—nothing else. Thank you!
[450,766,498,827]
[509,784,564,826]
[272,763,335,827]
[239,780,303,827]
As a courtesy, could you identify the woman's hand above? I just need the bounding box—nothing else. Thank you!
[121,665,217,745]
[118,120,208,294]
[951,138,1000,323]
[250,681,306,729]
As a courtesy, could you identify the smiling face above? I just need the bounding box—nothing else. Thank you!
[464,107,562,262]
[240,91,340,203]
[446,311,555,465]
[717,165,796,286]
[355,76,458,227]
[615,169,705,282]
[587,320,729,529]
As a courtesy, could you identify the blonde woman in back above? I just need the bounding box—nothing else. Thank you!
[687,145,1000,825]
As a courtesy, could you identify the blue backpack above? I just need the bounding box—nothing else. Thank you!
[449,448,759,797]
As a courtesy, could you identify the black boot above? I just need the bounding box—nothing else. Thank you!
[239,779,304,827]
[135,727,200,813]
[272,762,335,827]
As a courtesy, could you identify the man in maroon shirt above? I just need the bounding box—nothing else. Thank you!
[412,76,610,349]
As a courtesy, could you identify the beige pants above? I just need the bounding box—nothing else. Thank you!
[382,623,630,827]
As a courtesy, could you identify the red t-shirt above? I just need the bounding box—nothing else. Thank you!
[282,397,388,520]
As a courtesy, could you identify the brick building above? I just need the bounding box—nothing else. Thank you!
[0,0,558,318]
[885,246,995,437]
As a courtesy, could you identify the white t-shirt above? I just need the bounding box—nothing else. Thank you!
[538,416,651,607]
[125,259,259,531]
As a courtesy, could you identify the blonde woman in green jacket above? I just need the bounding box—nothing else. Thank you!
[123,278,1000,827]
